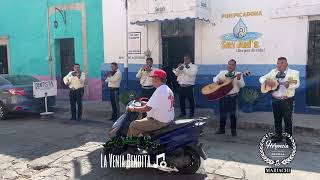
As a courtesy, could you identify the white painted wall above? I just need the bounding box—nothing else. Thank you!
[102,0,161,65]
[103,0,316,66]
[197,0,309,65]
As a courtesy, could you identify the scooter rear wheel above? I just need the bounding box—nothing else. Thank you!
[176,147,201,174]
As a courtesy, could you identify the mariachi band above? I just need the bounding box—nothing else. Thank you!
[64,56,300,143]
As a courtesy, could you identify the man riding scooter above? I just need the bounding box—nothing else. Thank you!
[104,69,207,173]
[127,69,175,136]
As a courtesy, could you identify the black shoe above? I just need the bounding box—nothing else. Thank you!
[215,130,225,134]
[70,117,76,121]
[231,132,237,137]
[179,114,186,118]
[77,117,82,121]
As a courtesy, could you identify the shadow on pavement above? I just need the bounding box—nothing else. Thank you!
[0,114,109,161]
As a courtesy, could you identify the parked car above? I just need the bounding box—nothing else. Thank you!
[0,74,55,120]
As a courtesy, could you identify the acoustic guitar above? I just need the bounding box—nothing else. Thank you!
[260,77,297,93]
[201,71,251,101]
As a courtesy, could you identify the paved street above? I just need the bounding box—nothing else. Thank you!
[0,113,319,180]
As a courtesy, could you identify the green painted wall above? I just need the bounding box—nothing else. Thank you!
[51,10,84,77]
[0,1,48,75]
[0,0,104,78]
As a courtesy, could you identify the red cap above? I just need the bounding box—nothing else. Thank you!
[149,69,167,79]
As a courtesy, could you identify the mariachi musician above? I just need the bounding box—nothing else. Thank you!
[136,57,157,98]
[259,57,300,146]
[63,63,86,121]
[213,59,245,137]
[173,54,198,118]
[105,62,122,121]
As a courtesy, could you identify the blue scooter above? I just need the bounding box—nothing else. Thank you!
[103,98,208,174]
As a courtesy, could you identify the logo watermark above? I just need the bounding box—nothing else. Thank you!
[102,136,166,169]
[259,132,296,173]
[101,153,167,169]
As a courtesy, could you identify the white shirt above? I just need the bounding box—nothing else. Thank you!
[105,69,122,88]
[174,63,198,85]
[146,85,174,123]
[136,67,157,87]
[213,70,245,95]
[63,71,86,90]
[272,70,288,98]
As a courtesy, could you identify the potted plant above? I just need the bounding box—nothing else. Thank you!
[143,49,152,58]
[119,90,137,105]
[240,88,259,113]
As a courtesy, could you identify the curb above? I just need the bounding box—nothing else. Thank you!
[208,120,320,136]
[51,106,320,137]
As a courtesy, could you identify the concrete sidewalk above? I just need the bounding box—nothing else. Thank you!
[51,100,320,136]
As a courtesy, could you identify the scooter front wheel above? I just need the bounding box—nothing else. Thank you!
[176,147,201,174]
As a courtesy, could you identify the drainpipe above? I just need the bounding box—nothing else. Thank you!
[47,0,54,80]
[124,0,129,88]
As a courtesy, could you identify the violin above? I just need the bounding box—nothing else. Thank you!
[72,71,82,78]
[142,65,152,72]
[106,70,116,78]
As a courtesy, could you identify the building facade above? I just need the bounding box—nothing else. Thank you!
[0,0,104,100]
[102,0,320,114]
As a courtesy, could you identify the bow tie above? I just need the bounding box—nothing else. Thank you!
[276,72,286,79]
[225,72,235,78]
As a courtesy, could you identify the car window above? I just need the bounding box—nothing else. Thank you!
[0,77,11,86]
[4,76,39,86]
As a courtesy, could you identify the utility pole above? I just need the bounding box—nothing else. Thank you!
[124,0,129,88]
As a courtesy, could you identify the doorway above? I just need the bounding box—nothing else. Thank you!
[56,38,75,89]
[161,19,195,92]
[0,45,9,74]
[307,20,320,106]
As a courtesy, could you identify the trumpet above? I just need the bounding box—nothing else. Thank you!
[172,64,183,74]
[178,64,184,70]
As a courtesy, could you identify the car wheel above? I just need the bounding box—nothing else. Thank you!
[0,102,8,120]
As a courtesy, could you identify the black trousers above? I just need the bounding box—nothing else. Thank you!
[69,88,84,120]
[179,86,195,116]
[219,95,238,132]
[109,88,120,119]
[272,97,294,138]
[141,87,155,99]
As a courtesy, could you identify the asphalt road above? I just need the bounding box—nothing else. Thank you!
[0,113,319,180]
